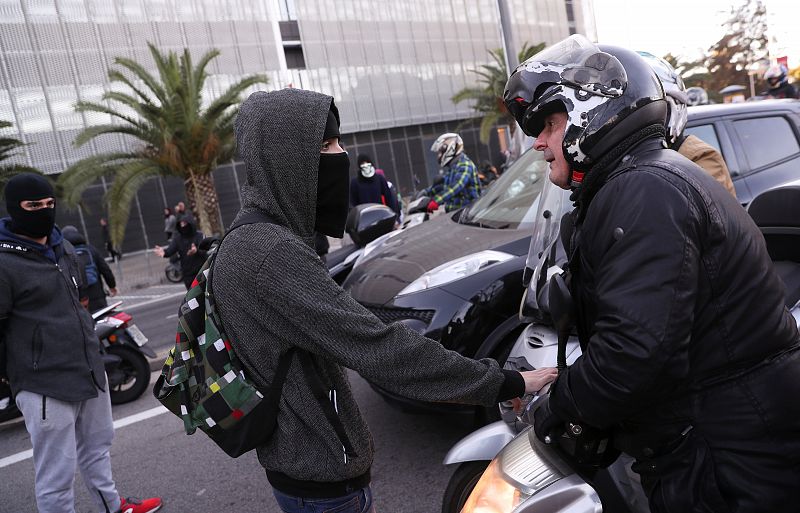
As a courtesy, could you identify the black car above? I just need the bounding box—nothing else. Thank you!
[344,99,800,412]
[685,99,800,205]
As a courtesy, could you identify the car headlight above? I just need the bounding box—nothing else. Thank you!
[397,250,513,296]
[462,426,600,513]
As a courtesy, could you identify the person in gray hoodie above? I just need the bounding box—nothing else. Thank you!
[213,88,557,513]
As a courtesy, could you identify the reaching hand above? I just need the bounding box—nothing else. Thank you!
[426,199,439,213]
[108,287,118,297]
[520,367,558,395]
[154,245,165,258]
[187,243,197,256]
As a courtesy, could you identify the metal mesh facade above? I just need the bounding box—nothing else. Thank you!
[0,0,594,252]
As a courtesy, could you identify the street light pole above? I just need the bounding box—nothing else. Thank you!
[496,0,518,76]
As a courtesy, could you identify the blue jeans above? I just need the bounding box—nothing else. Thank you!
[273,486,375,513]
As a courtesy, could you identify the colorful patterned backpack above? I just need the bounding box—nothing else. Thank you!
[153,211,355,458]
[152,212,296,457]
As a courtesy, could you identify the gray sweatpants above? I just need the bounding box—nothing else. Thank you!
[16,388,121,513]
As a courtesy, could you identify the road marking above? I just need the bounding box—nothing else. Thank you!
[165,313,178,320]
[0,405,169,469]
[125,291,186,311]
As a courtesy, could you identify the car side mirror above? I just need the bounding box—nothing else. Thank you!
[346,203,397,247]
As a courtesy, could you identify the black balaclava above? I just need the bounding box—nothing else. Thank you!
[315,103,350,238]
[4,173,57,238]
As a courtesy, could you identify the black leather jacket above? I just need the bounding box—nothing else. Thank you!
[551,139,800,472]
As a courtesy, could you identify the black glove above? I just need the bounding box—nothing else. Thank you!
[533,395,565,443]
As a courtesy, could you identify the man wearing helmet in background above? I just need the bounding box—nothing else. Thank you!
[638,51,736,197]
[762,64,798,99]
[505,35,800,512]
[425,133,481,213]
[684,85,709,106]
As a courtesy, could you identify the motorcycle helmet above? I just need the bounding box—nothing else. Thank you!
[504,34,666,179]
[685,86,709,106]
[764,64,789,88]
[638,51,688,146]
[431,133,463,167]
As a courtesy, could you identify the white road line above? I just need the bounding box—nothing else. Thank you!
[125,291,186,311]
[0,405,169,469]
[165,313,178,320]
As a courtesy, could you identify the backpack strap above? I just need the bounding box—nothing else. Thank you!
[209,211,357,457]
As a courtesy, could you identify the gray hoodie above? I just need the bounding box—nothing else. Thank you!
[213,89,522,496]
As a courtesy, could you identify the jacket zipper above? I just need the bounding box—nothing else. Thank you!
[32,325,42,371]
[56,261,99,388]
[41,396,46,420]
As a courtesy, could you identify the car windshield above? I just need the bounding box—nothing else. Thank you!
[458,147,549,230]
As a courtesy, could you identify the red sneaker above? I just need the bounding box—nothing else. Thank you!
[117,496,163,513]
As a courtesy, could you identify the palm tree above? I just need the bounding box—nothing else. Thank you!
[1,120,42,193]
[452,42,545,144]
[58,43,268,245]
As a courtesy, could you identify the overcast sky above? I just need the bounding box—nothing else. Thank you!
[592,0,741,61]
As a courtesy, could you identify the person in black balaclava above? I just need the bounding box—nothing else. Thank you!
[154,217,207,289]
[0,173,162,513]
[349,154,399,217]
[211,89,556,513]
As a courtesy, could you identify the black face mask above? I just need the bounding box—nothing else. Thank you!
[5,173,57,239]
[315,152,350,238]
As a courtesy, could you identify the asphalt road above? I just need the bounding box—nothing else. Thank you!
[0,287,482,513]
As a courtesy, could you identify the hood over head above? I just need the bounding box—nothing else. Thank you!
[234,88,334,240]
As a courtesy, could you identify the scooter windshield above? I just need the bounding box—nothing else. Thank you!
[522,175,572,291]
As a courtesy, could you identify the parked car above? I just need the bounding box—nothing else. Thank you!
[685,98,800,205]
[343,99,800,414]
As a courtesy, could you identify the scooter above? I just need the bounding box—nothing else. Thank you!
[326,203,398,284]
[0,301,155,423]
[442,184,800,513]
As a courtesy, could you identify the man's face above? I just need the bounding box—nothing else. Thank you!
[20,197,55,211]
[533,111,571,189]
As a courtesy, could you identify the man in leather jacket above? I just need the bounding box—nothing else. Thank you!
[504,35,800,512]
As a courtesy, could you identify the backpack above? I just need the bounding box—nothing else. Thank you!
[73,244,99,286]
[152,211,356,458]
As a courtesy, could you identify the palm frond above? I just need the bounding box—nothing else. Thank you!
[74,100,148,131]
[201,74,268,126]
[105,161,162,246]
[58,152,137,206]
[106,70,158,107]
[112,55,168,105]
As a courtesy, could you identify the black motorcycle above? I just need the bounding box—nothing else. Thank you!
[0,301,154,423]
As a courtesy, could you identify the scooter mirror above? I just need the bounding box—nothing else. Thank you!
[345,203,397,247]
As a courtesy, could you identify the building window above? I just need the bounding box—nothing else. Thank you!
[284,46,306,69]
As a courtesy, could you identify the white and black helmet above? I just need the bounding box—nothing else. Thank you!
[431,133,464,167]
[764,64,789,88]
[638,51,688,145]
[685,86,709,106]
[504,34,666,174]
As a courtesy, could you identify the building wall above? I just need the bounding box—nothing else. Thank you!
[0,0,593,251]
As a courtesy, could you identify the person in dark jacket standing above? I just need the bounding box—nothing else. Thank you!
[0,174,161,513]
[99,217,121,262]
[61,225,117,312]
[212,88,557,513]
[505,35,800,513]
[349,153,399,216]
[163,207,177,240]
[154,217,206,289]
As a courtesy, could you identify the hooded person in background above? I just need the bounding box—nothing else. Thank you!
[211,88,557,513]
[61,225,117,312]
[349,154,399,217]
[153,217,206,289]
[0,173,161,513]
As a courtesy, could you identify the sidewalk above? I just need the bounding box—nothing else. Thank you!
[108,236,345,295]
